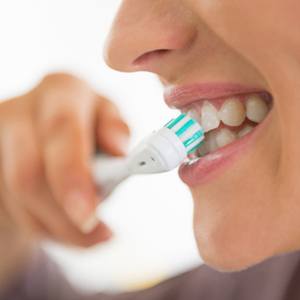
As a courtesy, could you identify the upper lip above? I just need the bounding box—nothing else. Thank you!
[164,82,266,109]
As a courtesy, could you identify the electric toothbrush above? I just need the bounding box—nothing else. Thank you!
[92,113,204,197]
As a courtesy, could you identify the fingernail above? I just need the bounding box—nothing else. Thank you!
[64,191,91,227]
[81,214,99,234]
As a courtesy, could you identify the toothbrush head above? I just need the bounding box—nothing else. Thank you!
[129,113,204,174]
[164,113,204,155]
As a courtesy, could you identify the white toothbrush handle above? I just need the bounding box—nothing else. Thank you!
[92,128,188,197]
[92,154,130,198]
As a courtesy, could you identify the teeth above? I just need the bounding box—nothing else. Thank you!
[197,142,209,156]
[219,98,246,127]
[216,128,237,148]
[190,124,253,160]
[187,109,202,124]
[237,125,254,138]
[185,94,271,160]
[246,95,269,123]
[205,131,219,152]
[193,128,236,157]
[201,101,220,132]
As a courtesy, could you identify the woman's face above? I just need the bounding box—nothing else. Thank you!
[105,0,300,271]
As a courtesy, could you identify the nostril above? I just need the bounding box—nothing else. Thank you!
[133,49,170,66]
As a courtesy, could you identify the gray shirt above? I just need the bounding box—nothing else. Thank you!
[2,250,300,300]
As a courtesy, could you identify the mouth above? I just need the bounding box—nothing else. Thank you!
[164,83,273,186]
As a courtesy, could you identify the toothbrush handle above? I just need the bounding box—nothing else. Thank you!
[92,154,130,198]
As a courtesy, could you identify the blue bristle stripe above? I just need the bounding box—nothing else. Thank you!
[188,140,205,154]
[183,131,204,148]
[164,119,174,128]
[165,114,186,129]
[176,119,196,136]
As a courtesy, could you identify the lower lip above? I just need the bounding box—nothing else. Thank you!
[179,113,272,187]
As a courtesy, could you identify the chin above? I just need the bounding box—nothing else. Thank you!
[193,219,277,272]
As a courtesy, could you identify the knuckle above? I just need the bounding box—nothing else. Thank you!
[42,73,82,87]
[42,110,75,138]
[40,73,90,99]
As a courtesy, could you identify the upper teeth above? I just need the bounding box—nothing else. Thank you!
[201,101,220,132]
[246,95,269,123]
[219,98,246,127]
[190,94,269,133]
[186,94,270,158]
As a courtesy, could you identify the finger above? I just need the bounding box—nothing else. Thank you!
[37,98,98,229]
[96,96,130,156]
[0,115,49,239]
[0,189,40,240]
[0,116,112,247]
[26,190,113,247]
[10,187,113,247]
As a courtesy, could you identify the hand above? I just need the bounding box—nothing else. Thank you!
[0,73,130,248]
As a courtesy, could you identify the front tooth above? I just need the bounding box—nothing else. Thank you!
[216,128,237,148]
[201,101,220,132]
[187,109,201,124]
[246,95,269,123]
[237,125,254,138]
[219,98,246,126]
[205,131,219,152]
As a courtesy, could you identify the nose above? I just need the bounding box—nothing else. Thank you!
[104,0,196,74]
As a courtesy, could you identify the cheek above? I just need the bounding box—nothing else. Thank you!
[193,0,300,64]
[189,115,288,271]
[191,177,280,271]
[192,191,278,271]
[186,0,300,271]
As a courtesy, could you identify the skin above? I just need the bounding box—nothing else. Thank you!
[105,0,300,271]
[1,0,300,285]
[0,74,130,288]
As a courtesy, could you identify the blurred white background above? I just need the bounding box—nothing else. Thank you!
[0,0,201,292]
